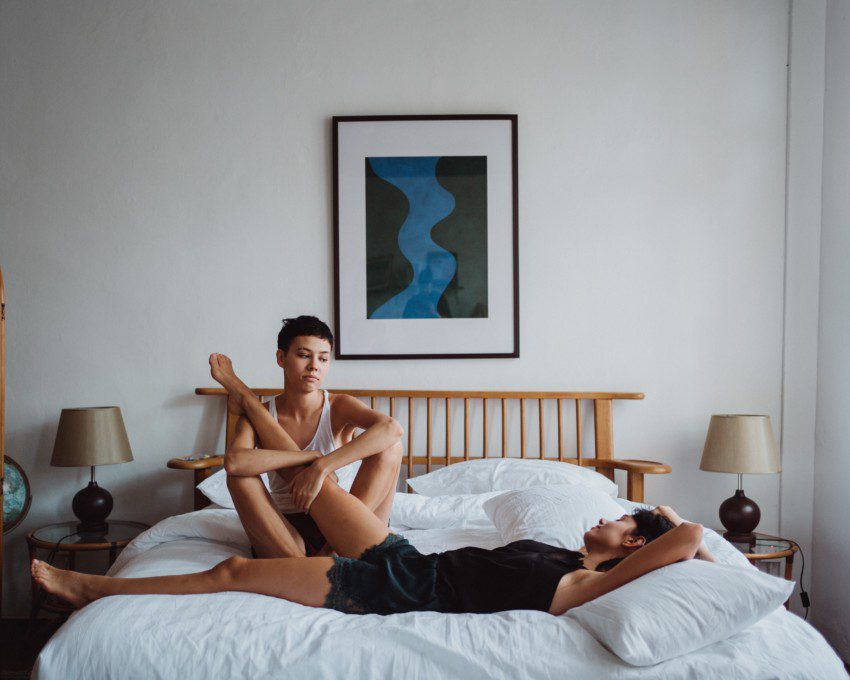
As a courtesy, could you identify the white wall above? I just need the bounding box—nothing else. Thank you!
[780,0,825,621]
[1,1,792,619]
[812,0,850,662]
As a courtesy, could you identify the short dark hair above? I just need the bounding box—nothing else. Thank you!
[630,508,675,544]
[277,316,334,354]
[594,509,675,572]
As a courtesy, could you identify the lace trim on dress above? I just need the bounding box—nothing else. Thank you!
[324,555,366,613]
[322,533,406,613]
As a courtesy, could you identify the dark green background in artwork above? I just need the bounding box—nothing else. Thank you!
[365,160,414,314]
[433,156,488,318]
[365,156,488,319]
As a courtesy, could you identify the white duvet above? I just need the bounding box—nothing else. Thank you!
[33,503,845,680]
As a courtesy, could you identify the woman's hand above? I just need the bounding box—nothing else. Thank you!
[289,459,330,513]
[305,451,338,484]
[653,505,685,527]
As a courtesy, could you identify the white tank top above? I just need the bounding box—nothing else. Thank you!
[265,389,361,514]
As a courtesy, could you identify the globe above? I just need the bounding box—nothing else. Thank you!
[3,456,31,533]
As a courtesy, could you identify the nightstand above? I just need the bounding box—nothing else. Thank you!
[725,532,799,608]
[26,520,149,617]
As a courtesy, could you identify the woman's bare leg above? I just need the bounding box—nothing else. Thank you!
[304,478,391,558]
[372,480,399,528]
[31,554,333,610]
[226,474,307,558]
[348,441,403,526]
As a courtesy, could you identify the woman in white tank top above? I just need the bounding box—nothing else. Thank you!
[266,390,361,514]
[221,316,404,559]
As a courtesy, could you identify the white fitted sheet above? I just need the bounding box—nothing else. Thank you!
[33,506,845,680]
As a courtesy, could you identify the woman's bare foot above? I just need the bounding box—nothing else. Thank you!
[31,559,96,609]
[208,353,253,415]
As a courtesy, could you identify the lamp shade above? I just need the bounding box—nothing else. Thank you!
[699,414,780,474]
[51,407,133,467]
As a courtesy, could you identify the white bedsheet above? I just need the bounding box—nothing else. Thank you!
[33,507,845,680]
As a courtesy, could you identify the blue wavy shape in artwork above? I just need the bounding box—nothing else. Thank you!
[368,156,457,318]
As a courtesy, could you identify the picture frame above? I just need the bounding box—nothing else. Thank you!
[332,114,519,360]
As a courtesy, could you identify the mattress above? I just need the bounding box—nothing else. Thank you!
[32,505,846,680]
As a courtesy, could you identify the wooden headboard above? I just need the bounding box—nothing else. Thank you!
[169,389,671,508]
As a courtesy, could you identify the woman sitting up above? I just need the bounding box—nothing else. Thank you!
[32,355,712,617]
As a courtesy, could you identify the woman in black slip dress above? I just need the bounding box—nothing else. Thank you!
[31,469,704,617]
[323,506,690,616]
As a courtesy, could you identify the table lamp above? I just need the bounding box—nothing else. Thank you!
[699,414,780,544]
[51,406,133,535]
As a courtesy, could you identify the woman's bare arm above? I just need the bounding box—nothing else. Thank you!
[225,447,323,476]
[549,522,703,615]
[224,415,321,476]
[311,395,403,475]
[655,505,716,562]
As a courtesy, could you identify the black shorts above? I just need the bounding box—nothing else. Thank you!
[249,512,327,558]
[324,534,441,615]
[285,512,327,556]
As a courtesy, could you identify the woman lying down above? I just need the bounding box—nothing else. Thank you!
[32,497,712,616]
[32,485,716,617]
[32,356,716,616]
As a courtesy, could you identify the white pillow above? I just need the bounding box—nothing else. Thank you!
[390,491,503,530]
[567,559,794,666]
[484,484,626,549]
[407,458,618,498]
[196,468,271,509]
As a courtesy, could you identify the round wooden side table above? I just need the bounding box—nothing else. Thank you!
[26,520,149,618]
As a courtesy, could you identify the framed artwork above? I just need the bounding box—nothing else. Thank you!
[332,114,519,359]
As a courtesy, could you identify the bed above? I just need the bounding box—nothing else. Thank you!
[32,389,846,679]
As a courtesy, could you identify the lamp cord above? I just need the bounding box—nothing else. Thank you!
[797,543,810,620]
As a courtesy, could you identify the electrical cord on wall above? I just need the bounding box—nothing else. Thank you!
[797,543,810,620]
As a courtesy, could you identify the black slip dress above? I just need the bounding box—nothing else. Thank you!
[434,539,588,613]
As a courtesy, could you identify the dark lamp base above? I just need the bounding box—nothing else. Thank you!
[76,520,109,535]
[72,480,114,536]
[719,488,761,541]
